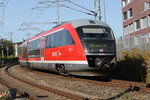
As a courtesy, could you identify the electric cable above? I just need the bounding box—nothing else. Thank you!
[66,0,95,14]
[62,5,95,16]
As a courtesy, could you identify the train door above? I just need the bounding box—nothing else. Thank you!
[41,36,45,63]
[21,42,28,67]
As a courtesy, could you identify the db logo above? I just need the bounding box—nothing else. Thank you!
[99,49,104,52]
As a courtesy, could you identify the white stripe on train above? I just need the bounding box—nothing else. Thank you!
[19,60,88,64]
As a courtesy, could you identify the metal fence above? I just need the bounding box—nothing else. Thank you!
[116,36,150,60]
[0,58,18,67]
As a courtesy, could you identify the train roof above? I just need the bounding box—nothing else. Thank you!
[20,19,111,46]
[69,19,110,28]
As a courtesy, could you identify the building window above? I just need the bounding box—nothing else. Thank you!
[129,23,134,33]
[125,39,128,45]
[144,2,150,10]
[135,20,140,30]
[123,11,128,21]
[142,17,148,29]
[128,0,133,4]
[123,26,128,35]
[128,8,133,18]
[122,0,127,7]
[122,0,133,7]
[148,15,150,26]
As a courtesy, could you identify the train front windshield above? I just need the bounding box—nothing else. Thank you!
[76,26,115,53]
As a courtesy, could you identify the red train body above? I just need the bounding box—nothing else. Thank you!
[19,19,116,76]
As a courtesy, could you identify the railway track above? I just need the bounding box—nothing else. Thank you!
[3,66,88,100]
[0,80,41,100]
[0,66,41,100]
[111,79,150,92]
[2,65,150,99]
[17,65,150,99]
[21,65,150,93]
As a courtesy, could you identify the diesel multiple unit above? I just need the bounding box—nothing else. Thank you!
[19,19,116,76]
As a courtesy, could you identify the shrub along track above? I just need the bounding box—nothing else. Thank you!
[9,65,150,100]
[1,66,86,100]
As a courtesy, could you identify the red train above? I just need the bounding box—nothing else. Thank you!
[19,19,116,76]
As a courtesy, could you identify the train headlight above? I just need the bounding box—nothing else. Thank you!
[95,57,111,69]
[85,49,89,53]
[95,57,103,68]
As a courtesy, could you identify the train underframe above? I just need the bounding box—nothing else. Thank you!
[20,55,115,76]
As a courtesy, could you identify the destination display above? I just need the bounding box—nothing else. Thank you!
[89,44,107,48]
[84,41,114,53]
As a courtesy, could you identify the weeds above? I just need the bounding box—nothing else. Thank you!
[110,48,147,82]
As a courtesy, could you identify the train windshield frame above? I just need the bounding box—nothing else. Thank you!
[76,25,115,53]
[76,26,114,40]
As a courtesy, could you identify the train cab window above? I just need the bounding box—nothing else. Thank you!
[28,39,40,58]
[66,30,74,45]
[76,26,114,40]
[46,29,74,48]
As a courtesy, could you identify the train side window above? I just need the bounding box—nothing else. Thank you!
[52,32,58,48]
[46,34,53,48]
[28,39,40,58]
[57,32,63,47]
[65,30,74,45]
[46,29,74,49]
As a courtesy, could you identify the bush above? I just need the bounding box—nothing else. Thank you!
[110,48,147,82]
[144,50,150,61]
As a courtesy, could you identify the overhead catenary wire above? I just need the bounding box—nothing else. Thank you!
[1,23,10,33]
[103,0,106,22]
[19,0,99,36]
[20,22,43,32]
[2,4,5,23]
[23,0,42,23]
[39,0,67,5]
[1,0,10,23]
[32,0,96,23]
[0,23,11,40]
[62,5,95,16]
[36,0,69,25]
[31,1,57,23]
[4,0,10,6]
[0,0,10,39]
[19,1,53,34]
[66,0,96,14]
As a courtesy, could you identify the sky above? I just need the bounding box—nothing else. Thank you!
[0,0,123,43]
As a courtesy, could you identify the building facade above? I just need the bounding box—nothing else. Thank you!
[122,0,150,51]
[13,42,22,57]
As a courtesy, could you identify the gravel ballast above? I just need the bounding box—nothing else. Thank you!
[9,65,143,100]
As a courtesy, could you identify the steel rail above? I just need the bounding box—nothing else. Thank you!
[0,69,41,100]
[111,79,147,87]
[20,66,150,93]
[109,79,150,92]
[5,66,87,100]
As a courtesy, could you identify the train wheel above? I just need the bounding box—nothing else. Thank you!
[56,64,68,75]
[27,62,33,70]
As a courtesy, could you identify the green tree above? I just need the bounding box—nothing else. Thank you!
[0,39,14,57]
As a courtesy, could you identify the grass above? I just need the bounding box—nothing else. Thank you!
[146,70,150,84]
